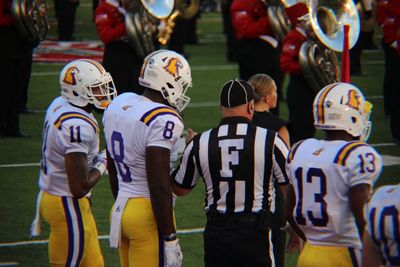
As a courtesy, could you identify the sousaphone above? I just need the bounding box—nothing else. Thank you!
[266,0,305,41]
[12,0,49,45]
[125,0,200,58]
[299,0,360,93]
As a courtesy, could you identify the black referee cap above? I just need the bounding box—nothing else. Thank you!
[219,79,255,108]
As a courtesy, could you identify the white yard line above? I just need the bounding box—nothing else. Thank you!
[0,262,19,266]
[0,228,205,248]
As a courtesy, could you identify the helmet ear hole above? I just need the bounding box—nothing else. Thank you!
[73,91,79,97]
[166,82,174,89]
[351,117,357,123]
[161,87,169,97]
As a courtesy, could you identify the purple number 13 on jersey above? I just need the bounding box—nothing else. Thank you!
[111,131,132,183]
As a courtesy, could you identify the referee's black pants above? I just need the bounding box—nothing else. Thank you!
[204,216,272,267]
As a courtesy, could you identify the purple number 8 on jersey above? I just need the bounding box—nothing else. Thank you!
[111,131,132,183]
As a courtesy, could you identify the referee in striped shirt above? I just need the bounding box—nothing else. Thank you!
[172,79,290,267]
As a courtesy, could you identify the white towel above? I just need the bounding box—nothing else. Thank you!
[30,190,43,237]
[109,196,129,248]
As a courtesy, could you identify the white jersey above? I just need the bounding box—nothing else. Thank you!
[365,184,400,266]
[39,96,100,196]
[103,93,184,198]
[286,138,382,249]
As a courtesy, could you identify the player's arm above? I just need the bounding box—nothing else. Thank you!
[107,148,119,200]
[362,231,382,267]
[349,183,371,238]
[286,184,306,241]
[146,146,176,236]
[348,145,382,238]
[65,152,103,198]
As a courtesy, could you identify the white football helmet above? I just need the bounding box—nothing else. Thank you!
[138,49,192,112]
[313,82,372,141]
[59,59,117,109]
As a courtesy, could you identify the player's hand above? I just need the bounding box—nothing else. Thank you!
[93,149,107,175]
[185,128,197,145]
[286,225,303,254]
[164,239,183,267]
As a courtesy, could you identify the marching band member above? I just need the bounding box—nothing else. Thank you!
[378,0,400,144]
[230,0,283,114]
[280,3,313,143]
[95,0,144,95]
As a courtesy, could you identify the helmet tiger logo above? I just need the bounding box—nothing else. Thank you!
[63,67,78,85]
[164,58,183,77]
[346,89,361,110]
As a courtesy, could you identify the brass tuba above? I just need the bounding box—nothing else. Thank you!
[125,0,174,59]
[125,0,200,58]
[157,0,200,46]
[12,0,49,46]
[266,0,304,41]
[299,0,360,93]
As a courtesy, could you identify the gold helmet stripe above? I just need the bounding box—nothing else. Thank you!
[316,83,339,124]
[80,59,105,74]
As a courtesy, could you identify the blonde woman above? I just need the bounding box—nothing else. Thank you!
[249,73,291,147]
[249,73,293,267]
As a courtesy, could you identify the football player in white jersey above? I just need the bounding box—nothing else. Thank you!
[286,82,383,267]
[103,49,192,267]
[363,184,400,267]
[30,59,116,267]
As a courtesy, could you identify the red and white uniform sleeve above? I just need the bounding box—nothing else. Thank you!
[230,0,272,39]
[280,27,307,75]
[95,0,127,44]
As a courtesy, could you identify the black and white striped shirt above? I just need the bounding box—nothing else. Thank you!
[173,116,289,214]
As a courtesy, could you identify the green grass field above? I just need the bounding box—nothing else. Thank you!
[0,1,399,266]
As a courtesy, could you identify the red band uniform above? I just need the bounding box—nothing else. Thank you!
[231,0,283,114]
[280,3,315,143]
[378,0,400,143]
[0,0,33,137]
[95,0,145,94]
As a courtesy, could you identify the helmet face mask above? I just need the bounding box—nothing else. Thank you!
[313,82,372,141]
[60,59,117,109]
[139,50,192,112]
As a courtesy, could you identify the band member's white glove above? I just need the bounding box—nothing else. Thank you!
[164,238,183,267]
[93,149,107,175]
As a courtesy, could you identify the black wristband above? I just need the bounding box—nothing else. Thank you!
[164,233,177,241]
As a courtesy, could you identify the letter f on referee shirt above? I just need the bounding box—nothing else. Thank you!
[219,139,244,178]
